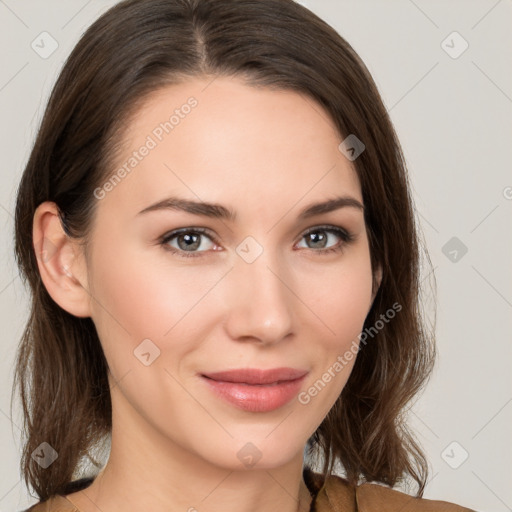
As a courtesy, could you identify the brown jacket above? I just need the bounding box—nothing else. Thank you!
[24,469,477,512]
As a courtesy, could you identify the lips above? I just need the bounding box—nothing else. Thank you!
[201,367,308,385]
[200,367,308,413]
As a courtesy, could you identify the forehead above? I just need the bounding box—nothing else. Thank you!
[101,76,362,220]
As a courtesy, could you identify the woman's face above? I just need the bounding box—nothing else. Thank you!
[80,76,379,470]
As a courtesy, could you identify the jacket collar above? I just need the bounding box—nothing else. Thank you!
[304,467,356,511]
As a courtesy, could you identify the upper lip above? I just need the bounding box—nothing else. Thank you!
[201,367,308,385]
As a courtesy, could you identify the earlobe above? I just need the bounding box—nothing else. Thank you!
[32,202,91,318]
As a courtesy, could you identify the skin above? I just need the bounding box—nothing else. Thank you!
[33,76,382,512]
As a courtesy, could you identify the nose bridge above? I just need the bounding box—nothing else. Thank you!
[223,240,295,344]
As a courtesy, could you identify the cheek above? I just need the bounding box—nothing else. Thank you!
[295,250,373,422]
[87,238,224,367]
[307,245,374,343]
[89,247,174,355]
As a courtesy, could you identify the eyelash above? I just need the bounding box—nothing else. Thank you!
[158,225,356,259]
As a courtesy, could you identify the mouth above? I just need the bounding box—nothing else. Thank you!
[200,367,308,412]
[201,367,308,385]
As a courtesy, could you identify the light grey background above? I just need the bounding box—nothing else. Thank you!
[1,1,511,511]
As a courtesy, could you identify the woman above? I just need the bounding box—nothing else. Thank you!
[13,0,476,511]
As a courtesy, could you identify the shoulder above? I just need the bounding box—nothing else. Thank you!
[306,469,477,512]
[354,480,477,511]
[22,477,94,512]
[22,495,78,512]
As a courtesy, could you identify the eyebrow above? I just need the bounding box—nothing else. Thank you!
[137,195,364,221]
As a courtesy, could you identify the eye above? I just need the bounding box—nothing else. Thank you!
[296,225,355,255]
[158,225,356,259]
[159,227,219,258]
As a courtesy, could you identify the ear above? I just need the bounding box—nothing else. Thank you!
[32,201,92,318]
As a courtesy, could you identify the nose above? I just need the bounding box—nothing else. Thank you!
[223,248,295,346]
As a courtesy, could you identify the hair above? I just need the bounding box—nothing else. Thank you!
[12,0,436,503]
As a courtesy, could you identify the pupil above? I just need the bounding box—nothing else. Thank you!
[310,232,326,248]
[180,233,199,250]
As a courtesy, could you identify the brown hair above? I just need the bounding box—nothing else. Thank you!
[12,0,436,502]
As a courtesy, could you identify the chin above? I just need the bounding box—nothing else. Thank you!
[195,434,305,471]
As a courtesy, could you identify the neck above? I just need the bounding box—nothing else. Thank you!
[66,393,314,512]
[69,457,313,512]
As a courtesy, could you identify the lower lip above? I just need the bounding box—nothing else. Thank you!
[201,375,307,412]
